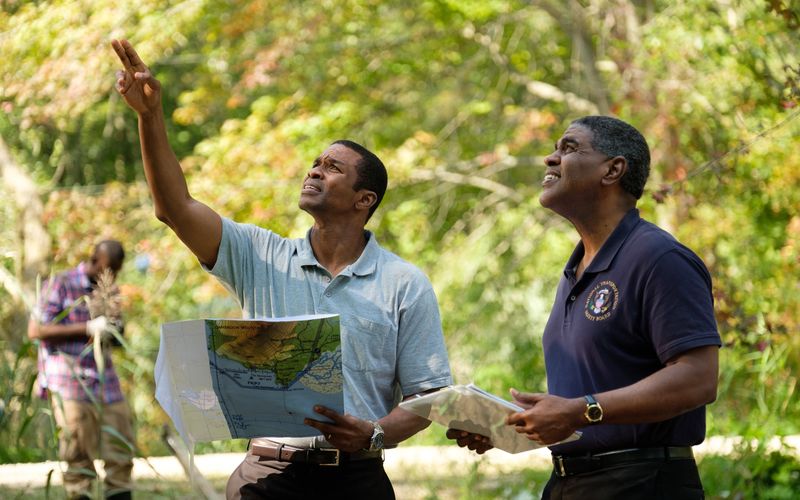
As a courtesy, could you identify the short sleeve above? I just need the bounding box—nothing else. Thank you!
[205,217,266,306]
[643,248,721,363]
[395,286,452,395]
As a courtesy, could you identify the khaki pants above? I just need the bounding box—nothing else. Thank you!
[226,448,394,500]
[52,398,135,499]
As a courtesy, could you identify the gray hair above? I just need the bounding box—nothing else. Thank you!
[572,116,651,199]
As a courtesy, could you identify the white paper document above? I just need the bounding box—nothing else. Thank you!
[155,314,343,445]
[399,384,581,454]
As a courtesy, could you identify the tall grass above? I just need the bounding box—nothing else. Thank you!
[0,338,54,463]
[0,269,137,498]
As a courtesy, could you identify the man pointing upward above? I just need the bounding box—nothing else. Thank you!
[112,39,451,499]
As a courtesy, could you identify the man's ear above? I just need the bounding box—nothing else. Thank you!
[601,156,627,186]
[355,190,377,212]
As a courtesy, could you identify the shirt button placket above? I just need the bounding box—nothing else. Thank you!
[564,294,577,328]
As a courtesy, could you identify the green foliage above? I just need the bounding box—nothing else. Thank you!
[700,444,800,499]
[713,340,799,437]
[0,0,799,480]
[0,340,54,463]
[0,475,233,499]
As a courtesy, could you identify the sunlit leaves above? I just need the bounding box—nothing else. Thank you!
[1,0,799,459]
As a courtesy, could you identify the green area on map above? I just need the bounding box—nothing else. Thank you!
[207,317,340,387]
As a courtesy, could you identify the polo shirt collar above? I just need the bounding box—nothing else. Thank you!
[296,228,379,277]
[296,230,318,267]
[564,208,641,278]
[349,231,379,277]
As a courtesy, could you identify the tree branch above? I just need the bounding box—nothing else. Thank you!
[463,13,600,114]
[407,157,524,203]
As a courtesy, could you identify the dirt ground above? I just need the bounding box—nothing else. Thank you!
[2,437,797,499]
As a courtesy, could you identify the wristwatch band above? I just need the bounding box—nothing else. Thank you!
[367,421,385,451]
[584,394,603,424]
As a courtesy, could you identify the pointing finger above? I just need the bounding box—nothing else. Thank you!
[111,39,134,72]
[120,39,147,69]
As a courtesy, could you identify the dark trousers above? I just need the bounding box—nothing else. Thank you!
[542,458,704,499]
[226,451,395,500]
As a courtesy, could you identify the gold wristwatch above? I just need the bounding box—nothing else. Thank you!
[584,394,603,424]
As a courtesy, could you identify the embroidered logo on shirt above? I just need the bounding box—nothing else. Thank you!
[584,281,619,321]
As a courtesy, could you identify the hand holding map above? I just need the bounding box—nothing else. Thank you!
[155,314,343,446]
[399,384,581,454]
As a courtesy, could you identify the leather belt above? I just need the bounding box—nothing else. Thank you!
[251,442,383,467]
[552,446,694,477]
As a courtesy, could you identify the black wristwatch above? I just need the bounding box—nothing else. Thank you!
[584,394,603,424]
[367,421,385,451]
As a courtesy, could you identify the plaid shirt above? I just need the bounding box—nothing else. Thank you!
[35,262,124,404]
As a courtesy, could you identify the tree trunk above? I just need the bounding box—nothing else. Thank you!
[0,136,51,308]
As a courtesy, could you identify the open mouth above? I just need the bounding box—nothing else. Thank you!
[542,171,560,185]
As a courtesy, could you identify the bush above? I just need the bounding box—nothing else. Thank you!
[699,442,800,499]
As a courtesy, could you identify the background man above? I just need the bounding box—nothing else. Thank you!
[449,116,720,499]
[28,240,134,500]
[112,39,451,499]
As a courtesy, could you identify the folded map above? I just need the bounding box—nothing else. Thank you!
[399,384,580,454]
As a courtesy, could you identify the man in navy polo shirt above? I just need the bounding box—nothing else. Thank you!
[449,116,720,499]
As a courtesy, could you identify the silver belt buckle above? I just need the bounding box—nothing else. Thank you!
[556,456,566,477]
[319,448,340,466]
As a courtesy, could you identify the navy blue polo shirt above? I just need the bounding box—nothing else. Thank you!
[544,209,721,455]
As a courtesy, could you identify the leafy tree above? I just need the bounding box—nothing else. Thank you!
[0,0,797,465]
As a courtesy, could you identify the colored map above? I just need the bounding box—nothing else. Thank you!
[208,318,341,389]
[155,315,343,445]
[207,317,343,438]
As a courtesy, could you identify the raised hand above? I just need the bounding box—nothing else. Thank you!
[111,39,161,115]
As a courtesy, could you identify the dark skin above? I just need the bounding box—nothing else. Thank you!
[305,390,439,453]
[446,428,493,455]
[112,39,433,451]
[449,124,719,453]
[27,247,120,341]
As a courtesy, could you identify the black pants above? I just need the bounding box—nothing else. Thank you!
[542,458,704,499]
[226,451,395,500]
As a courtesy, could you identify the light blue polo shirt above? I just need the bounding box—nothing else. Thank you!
[206,217,452,421]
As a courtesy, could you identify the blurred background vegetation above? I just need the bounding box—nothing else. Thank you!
[1,0,799,497]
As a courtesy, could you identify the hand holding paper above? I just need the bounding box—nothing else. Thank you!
[399,383,580,454]
[507,388,585,446]
[446,428,493,454]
